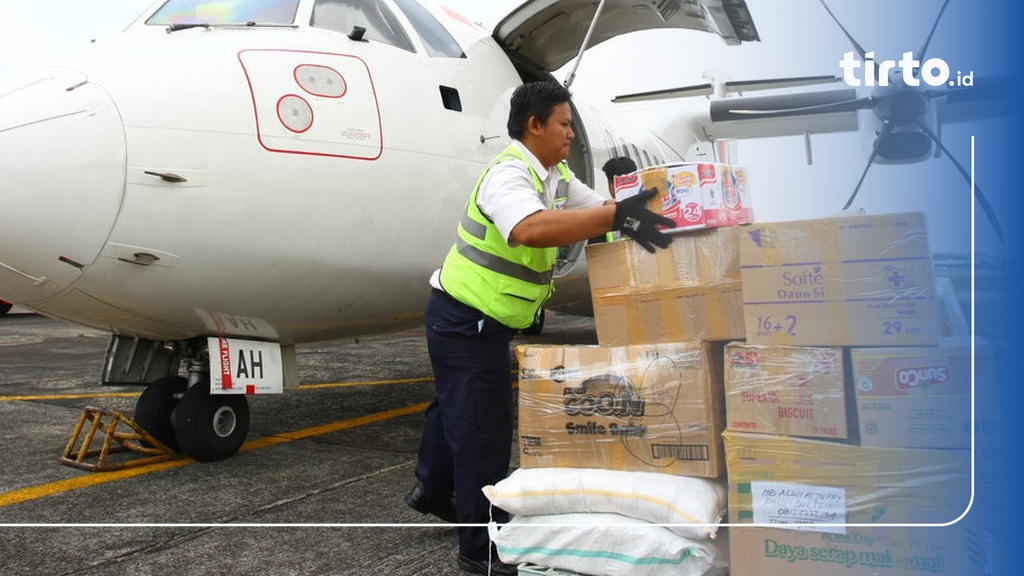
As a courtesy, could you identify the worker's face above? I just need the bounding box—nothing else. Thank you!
[529,102,574,168]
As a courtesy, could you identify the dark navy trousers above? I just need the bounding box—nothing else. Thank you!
[415,289,515,561]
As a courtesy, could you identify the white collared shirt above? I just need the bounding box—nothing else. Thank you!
[477,141,606,246]
[429,141,606,291]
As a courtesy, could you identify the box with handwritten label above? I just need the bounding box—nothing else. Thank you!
[724,430,976,575]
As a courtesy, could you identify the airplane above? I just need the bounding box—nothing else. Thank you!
[0,0,994,462]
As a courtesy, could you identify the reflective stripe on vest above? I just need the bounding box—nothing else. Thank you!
[438,144,571,329]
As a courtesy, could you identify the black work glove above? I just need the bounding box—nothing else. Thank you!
[613,187,674,253]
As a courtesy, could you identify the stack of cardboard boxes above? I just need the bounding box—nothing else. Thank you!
[725,212,983,576]
[508,160,985,575]
[508,163,753,575]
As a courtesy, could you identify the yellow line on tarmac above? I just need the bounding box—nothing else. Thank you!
[298,377,433,391]
[0,392,142,402]
[0,377,434,403]
[0,401,430,509]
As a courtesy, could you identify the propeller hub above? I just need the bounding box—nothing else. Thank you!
[873,90,928,126]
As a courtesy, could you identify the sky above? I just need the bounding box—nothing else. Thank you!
[0,0,1015,257]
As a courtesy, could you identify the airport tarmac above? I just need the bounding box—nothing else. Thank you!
[0,308,599,575]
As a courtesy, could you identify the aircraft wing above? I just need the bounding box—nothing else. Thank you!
[494,0,759,72]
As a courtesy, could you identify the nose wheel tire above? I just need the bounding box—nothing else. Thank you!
[133,375,188,450]
[173,384,250,462]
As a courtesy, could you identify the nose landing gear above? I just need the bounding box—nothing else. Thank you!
[130,345,251,462]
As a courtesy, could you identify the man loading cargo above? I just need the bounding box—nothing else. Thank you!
[405,80,673,576]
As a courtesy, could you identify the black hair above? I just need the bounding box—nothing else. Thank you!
[507,81,573,140]
[602,156,638,181]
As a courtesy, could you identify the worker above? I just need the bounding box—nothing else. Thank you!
[406,80,672,576]
[589,155,639,244]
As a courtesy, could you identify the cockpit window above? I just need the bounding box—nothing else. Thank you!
[148,0,300,25]
[311,0,415,53]
[391,0,465,58]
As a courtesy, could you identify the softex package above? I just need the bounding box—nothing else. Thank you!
[516,342,726,478]
[739,212,939,346]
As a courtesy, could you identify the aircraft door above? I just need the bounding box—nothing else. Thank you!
[0,69,127,304]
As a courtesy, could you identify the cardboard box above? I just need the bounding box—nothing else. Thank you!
[516,342,726,478]
[728,523,981,576]
[589,225,741,293]
[725,343,850,439]
[739,212,939,346]
[723,431,971,527]
[592,283,746,345]
[586,228,746,345]
[614,163,753,232]
[850,337,991,449]
[586,226,741,292]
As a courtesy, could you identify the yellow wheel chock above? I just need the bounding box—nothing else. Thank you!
[61,406,180,472]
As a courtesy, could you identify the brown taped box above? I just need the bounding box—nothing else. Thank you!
[728,522,981,576]
[516,342,726,478]
[586,226,741,293]
[739,212,939,346]
[592,282,746,346]
[723,430,970,527]
[724,343,850,440]
[586,228,746,345]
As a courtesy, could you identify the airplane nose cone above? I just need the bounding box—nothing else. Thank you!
[0,68,127,304]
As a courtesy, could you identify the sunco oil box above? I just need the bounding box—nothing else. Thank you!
[850,337,990,449]
[516,342,726,478]
[739,212,939,346]
[724,343,850,440]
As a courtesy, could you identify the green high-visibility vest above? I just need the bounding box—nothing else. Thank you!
[438,144,571,329]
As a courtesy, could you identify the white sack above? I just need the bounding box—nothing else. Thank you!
[489,512,729,576]
[483,467,726,539]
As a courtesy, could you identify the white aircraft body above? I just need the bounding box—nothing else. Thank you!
[0,0,987,461]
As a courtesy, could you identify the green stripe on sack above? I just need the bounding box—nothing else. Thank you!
[494,544,697,566]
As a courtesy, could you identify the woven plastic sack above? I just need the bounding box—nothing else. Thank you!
[489,512,729,576]
[483,467,726,539]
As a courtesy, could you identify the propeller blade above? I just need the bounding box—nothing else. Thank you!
[842,119,894,210]
[711,90,869,122]
[915,0,952,65]
[613,76,841,104]
[914,118,1005,243]
[613,83,712,103]
[818,0,867,60]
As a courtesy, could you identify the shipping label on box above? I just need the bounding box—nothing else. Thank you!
[725,343,849,439]
[851,337,990,449]
[739,212,939,346]
[516,342,726,478]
